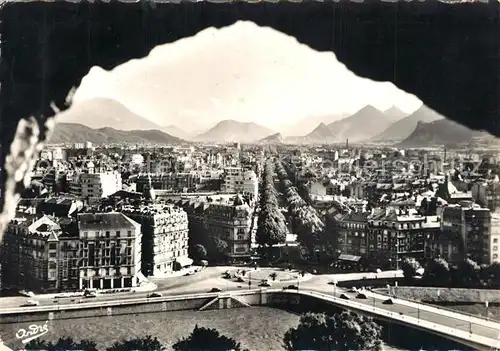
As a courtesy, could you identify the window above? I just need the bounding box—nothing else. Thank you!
[494,238,498,244]
[494,246,498,252]
[116,231,121,237]
[127,231,132,236]
[106,231,110,238]
[49,243,57,250]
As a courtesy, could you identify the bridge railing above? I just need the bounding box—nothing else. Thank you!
[300,290,499,350]
[376,288,500,323]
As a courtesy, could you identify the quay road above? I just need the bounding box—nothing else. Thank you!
[2,268,499,349]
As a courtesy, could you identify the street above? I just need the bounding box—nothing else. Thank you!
[2,267,499,345]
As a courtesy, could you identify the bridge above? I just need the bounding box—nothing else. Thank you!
[2,288,499,350]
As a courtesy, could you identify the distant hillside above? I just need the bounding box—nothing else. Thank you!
[56,98,163,131]
[49,123,185,145]
[384,106,409,121]
[397,119,493,147]
[280,113,349,136]
[194,120,275,143]
[327,105,394,142]
[373,105,444,142]
[302,123,336,144]
[162,125,193,140]
[259,133,283,144]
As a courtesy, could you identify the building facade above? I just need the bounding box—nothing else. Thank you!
[221,167,258,200]
[441,202,492,265]
[1,215,80,293]
[78,212,141,289]
[181,195,253,261]
[122,204,190,276]
[70,166,122,204]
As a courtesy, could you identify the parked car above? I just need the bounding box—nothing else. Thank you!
[210,287,222,293]
[147,292,163,298]
[339,293,350,300]
[84,289,97,298]
[285,285,298,290]
[348,287,358,293]
[20,299,39,307]
[259,282,271,287]
[356,293,368,299]
[383,298,394,305]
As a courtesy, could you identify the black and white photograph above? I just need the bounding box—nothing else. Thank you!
[0,1,499,350]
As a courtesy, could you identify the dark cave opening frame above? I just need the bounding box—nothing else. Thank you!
[0,0,499,244]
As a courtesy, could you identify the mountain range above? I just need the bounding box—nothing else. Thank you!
[71,21,421,132]
[397,119,495,147]
[49,123,184,145]
[324,105,398,143]
[194,120,275,143]
[279,113,350,136]
[372,105,444,142]
[56,98,164,131]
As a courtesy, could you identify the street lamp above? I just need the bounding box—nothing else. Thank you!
[248,271,252,290]
[485,300,489,320]
[333,280,337,297]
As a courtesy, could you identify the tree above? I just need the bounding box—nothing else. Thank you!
[457,258,481,287]
[401,257,422,280]
[173,325,246,351]
[106,335,165,351]
[207,237,228,262]
[192,244,207,261]
[423,257,450,285]
[283,311,383,351]
[25,337,98,351]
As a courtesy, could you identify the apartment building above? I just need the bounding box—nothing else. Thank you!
[78,212,141,289]
[70,166,122,204]
[136,173,198,193]
[488,212,500,264]
[365,207,432,269]
[1,214,80,292]
[336,212,369,266]
[221,167,258,200]
[122,204,190,276]
[441,202,492,265]
[181,194,253,261]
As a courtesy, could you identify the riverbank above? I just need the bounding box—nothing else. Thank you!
[1,307,402,351]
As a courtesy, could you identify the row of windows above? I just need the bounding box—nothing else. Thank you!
[82,230,133,238]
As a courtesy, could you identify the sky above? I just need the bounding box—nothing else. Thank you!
[72,21,422,131]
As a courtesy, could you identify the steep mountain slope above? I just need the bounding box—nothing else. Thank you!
[162,125,193,140]
[327,105,394,142]
[373,105,445,142]
[302,123,337,144]
[194,120,275,143]
[397,119,493,147]
[280,113,349,136]
[384,106,409,121]
[259,133,283,144]
[49,123,184,145]
[56,98,163,131]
